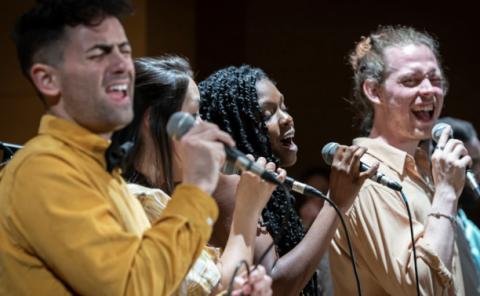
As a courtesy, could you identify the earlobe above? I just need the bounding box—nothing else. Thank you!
[30,64,61,98]
[363,79,381,105]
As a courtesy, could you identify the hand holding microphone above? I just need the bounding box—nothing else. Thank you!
[235,155,286,216]
[322,142,402,191]
[167,112,284,186]
[431,123,476,199]
[170,113,235,195]
[321,143,382,211]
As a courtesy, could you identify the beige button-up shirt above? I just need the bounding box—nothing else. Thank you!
[330,137,464,295]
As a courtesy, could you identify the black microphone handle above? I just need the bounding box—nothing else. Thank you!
[285,176,324,198]
[466,170,480,200]
[224,146,324,194]
[224,146,281,185]
[359,162,403,191]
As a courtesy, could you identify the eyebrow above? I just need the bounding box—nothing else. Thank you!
[86,41,131,53]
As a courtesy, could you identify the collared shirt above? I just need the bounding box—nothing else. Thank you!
[129,184,222,295]
[330,137,465,296]
[0,114,218,296]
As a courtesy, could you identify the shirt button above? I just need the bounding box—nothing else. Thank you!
[206,217,213,225]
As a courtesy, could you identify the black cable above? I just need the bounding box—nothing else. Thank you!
[400,190,420,296]
[314,190,362,296]
[227,181,361,296]
[225,182,291,295]
[226,259,251,296]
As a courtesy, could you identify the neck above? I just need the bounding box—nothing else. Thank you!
[369,126,419,156]
[47,109,112,140]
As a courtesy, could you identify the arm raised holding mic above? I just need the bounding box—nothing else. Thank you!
[328,145,380,212]
[252,145,378,295]
[217,156,285,292]
[427,126,471,270]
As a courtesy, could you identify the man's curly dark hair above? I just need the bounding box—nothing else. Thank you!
[13,0,133,81]
[199,65,317,295]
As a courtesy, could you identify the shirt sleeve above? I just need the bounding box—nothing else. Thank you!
[10,153,218,296]
[334,183,455,296]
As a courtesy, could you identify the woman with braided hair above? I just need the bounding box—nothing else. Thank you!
[199,66,377,295]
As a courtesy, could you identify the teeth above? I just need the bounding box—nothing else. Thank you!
[108,84,128,92]
[412,105,433,112]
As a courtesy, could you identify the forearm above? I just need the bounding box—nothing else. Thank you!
[269,203,339,295]
[218,203,261,289]
[423,188,458,271]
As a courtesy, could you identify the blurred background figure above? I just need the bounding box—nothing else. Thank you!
[295,166,330,229]
[295,166,333,296]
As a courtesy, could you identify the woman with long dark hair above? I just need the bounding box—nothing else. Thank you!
[113,56,277,295]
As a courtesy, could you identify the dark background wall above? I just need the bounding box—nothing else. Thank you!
[1,0,479,178]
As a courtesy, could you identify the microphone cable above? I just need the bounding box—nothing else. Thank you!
[305,187,363,296]
[399,190,420,296]
[227,180,363,296]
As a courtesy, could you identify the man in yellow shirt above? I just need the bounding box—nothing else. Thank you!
[0,1,236,295]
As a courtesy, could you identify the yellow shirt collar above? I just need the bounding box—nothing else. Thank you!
[38,114,110,169]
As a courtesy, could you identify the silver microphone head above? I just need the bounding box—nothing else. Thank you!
[166,112,196,140]
[321,142,339,165]
[432,122,453,142]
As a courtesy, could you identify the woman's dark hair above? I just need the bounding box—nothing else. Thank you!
[199,65,316,294]
[112,55,193,194]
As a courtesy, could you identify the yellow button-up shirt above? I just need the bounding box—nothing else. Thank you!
[0,114,218,296]
[330,137,464,296]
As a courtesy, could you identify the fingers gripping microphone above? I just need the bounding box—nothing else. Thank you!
[166,112,281,185]
[432,123,480,199]
[321,142,403,191]
[431,122,453,141]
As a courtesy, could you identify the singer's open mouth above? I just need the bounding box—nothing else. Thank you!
[411,104,434,122]
[281,136,294,147]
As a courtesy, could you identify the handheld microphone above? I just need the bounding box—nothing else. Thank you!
[284,176,324,198]
[166,112,281,185]
[321,142,403,191]
[166,112,330,197]
[432,123,480,199]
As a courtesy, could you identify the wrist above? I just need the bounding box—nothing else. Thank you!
[327,194,354,213]
[433,184,458,203]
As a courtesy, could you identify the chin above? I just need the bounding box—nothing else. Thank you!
[279,154,297,168]
[413,126,433,140]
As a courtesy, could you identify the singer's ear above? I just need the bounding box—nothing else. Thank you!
[363,79,381,105]
[31,63,61,103]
